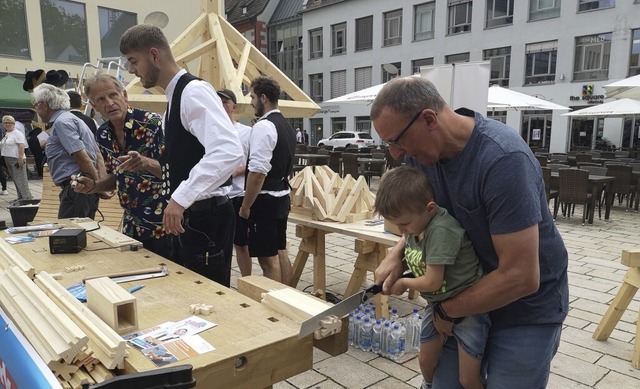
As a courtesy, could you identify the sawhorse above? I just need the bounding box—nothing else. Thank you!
[593,249,640,368]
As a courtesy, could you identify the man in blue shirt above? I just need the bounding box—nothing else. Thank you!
[371,77,568,389]
[32,83,101,218]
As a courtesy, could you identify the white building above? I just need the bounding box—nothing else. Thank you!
[301,0,640,153]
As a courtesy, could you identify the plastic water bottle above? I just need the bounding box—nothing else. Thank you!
[380,321,392,357]
[353,314,362,349]
[360,318,373,351]
[371,320,383,354]
[406,309,422,353]
[390,308,399,322]
[398,324,406,359]
[348,313,355,347]
[387,324,404,360]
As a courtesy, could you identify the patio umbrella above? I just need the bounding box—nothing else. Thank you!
[562,98,640,118]
[603,74,640,99]
[487,85,569,111]
[325,80,569,111]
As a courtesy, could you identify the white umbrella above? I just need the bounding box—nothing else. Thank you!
[603,74,640,99]
[325,80,569,111]
[487,85,569,111]
[562,98,640,117]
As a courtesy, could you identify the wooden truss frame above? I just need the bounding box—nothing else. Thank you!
[125,0,320,119]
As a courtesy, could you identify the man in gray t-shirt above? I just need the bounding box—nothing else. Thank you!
[32,83,101,219]
[371,77,568,389]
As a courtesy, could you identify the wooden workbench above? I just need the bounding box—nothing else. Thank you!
[3,220,312,388]
[288,212,412,319]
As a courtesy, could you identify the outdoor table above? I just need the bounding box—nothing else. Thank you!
[294,153,330,167]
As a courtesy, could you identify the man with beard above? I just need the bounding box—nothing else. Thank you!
[238,76,295,284]
[74,73,171,259]
[119,24,242,287]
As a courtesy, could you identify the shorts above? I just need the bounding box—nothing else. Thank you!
[248,218,288,257]
[421,303,491,360]
[231,197,249,246]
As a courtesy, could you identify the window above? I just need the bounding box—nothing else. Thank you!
[383,9,403,46]
[98,7,137,58]
[524,40,557,85]
[529,0,561,21]
[41,0,89,63]
[578,0,615,12]
[309,73,323,103]
[355,16,373,51]
[412,58,434,74]
[309,28,323,59]
[414,2,435,41]
[486,0,514,28]
[447,0,472,35]
[330,70,346,99]
[0,0,30,58]
[445,52,470,64]
[268,21,303,89]
[484,47,511,86]
[573,33,611,81]
[331,22,346,56]
[382,62,401,82]
[355,117,372,133]
[355,67,372,91]
[630,28,640,76]
[331,118,346,134]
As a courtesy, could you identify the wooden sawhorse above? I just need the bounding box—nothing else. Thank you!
[593,249,640,368]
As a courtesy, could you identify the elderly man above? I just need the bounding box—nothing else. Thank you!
[32,83,101,218]
[74,74,171,259]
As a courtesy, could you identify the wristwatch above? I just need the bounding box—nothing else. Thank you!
[432,302,464,324]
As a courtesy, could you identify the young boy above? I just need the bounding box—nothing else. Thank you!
[374,166,490,389]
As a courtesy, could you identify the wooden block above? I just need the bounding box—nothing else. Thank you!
[86,277,138,334]
[237,275,348,356]
[295,225,316,238]
[622,249,640,267]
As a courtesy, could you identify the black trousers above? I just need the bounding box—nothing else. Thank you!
[172,196,235,287]
[58,183,99,219]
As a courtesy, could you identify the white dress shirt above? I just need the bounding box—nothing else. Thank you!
[164,69,243,208]
[228,121,252,199]
[247,109,290,197]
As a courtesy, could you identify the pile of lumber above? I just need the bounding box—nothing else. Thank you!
[0,264,125,388]
[290,166,375,223]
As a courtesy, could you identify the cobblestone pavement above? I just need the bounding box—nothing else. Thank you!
[3,178,639,388]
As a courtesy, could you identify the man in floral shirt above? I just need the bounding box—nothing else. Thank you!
[75,74,170,259]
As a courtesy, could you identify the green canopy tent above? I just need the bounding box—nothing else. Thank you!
[0,75,33,109]
[0,75,36,123]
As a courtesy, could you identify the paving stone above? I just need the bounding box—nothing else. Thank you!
[314,353,387,389]
[551,353,608,386]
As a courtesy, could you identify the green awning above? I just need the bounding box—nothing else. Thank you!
[0,75,33,109]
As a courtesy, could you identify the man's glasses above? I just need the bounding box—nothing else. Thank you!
[32,101,44,109]
[386,111,422,146]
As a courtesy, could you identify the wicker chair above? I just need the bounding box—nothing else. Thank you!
[555,168,593,225]
[606,164,637,210]
[328,151,341,174]
[541,167,559,215]
[535,155,548,166]
[342,153,360,179]
[574,154,593,164]
[547,163,568,172]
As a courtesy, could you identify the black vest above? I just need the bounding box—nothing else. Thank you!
[70,110,97,136]
[247,111,295,191]
[161,73,230,197]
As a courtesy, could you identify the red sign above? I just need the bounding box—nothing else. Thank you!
[0,358,17,389]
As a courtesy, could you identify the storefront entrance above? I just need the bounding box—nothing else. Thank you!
[521,112,552,151]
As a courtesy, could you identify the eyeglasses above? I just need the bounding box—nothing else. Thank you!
[386,111,422,146]
[32,101,44,109]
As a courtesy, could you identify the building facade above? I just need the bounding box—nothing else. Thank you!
[300,0,640,153]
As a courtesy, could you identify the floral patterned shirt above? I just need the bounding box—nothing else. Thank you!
[96,107,167,241]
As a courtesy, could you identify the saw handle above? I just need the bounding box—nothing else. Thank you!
[362,272,415,302]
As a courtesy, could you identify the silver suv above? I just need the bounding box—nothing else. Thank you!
[317,131,376,149]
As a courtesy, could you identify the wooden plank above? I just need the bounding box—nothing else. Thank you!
[86,277,138,334]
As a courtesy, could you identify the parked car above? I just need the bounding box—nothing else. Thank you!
[317,131,376,149]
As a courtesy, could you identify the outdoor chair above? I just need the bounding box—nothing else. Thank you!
[606,164,637,210]
[555,168,593,225]
[541,167,559,215]
[575,154,593,164]
[328,151,341,174]
[341,153,360,179]
[536,155,548,166]
[547,163,568,172]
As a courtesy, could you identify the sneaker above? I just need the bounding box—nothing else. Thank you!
[0,190,8,195]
